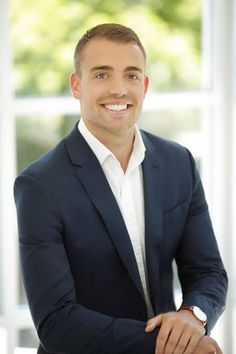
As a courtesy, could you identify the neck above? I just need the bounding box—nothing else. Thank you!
[90,127,135,172]
[105,134,135,172]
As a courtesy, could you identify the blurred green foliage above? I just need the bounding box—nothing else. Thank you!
[11,0,202,95]
[12,0,202,172]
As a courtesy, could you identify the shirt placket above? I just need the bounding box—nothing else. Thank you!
[120,175,153,317]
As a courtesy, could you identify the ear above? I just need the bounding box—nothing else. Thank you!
[70,73,81,99]
[144,75,149,96]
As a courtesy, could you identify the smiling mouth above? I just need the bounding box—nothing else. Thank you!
[102,104,132,112]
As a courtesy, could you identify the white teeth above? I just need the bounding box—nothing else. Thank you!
[105,104,128,111]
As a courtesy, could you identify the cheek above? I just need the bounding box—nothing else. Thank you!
[130,82,146,98]
[81,86,101,104]
[134,89,146,104]
[80,90,95,106]
[80,92,101,117]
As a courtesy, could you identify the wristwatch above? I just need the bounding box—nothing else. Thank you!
[178,305,207,326]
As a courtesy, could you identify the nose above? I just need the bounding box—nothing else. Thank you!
[108,75,128,97]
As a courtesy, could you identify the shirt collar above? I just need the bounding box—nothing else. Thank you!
[78,118,146,167]
[130,126,146,168]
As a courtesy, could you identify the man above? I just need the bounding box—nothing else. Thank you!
[14,23,227,354]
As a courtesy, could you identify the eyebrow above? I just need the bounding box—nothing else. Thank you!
[90,65,143,73]
[90,66,113,72]
[125,66,143,73]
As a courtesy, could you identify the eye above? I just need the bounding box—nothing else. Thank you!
[127,73,139,80]
[95,72,108,79]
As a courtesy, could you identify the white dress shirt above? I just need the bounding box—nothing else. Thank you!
[78,119,154,318]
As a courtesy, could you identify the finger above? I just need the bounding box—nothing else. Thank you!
[192,336,222,354]
[213,339,223,354]
[182,332,203,354]
[145,314,163,332]
[164,326,184,354]
[155,321,172,354]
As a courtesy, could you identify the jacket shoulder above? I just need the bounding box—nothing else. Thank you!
[141,129,190,158]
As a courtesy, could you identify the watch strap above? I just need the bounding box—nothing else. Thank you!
[178,305,207,327]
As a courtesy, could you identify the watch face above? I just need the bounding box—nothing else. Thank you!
[193,306,207,322]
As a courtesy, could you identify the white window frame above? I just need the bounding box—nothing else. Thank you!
[202,0,235,352]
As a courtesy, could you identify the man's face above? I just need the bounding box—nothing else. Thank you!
[71,38,149,140]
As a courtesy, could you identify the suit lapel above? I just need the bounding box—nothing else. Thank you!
[64,125,145,299]
[141,132,163,308]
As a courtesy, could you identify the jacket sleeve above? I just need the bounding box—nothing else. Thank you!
[175,151,228,334]
[14,174,158,354]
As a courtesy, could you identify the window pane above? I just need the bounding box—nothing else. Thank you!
[16,115,79,173]
[18,269,26,305]
[139,108,202,168]
[18,329,38,349]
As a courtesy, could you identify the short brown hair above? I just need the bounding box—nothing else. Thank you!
[74,23,146,74]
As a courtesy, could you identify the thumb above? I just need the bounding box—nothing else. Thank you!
[145,314,163,332]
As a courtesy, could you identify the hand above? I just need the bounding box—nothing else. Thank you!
[145,310,205,354]
[193,335,222,353]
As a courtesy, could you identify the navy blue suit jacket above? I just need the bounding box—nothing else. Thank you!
[14,124,227,354]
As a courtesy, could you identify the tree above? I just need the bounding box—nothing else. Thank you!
[11,0,201,95]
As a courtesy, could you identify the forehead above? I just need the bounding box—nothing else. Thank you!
[79,38,146,71]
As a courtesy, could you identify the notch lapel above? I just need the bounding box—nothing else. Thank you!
[141,132,164,309]
[64,126,145,300]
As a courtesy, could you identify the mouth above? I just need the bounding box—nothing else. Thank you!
[101,103,132,112]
